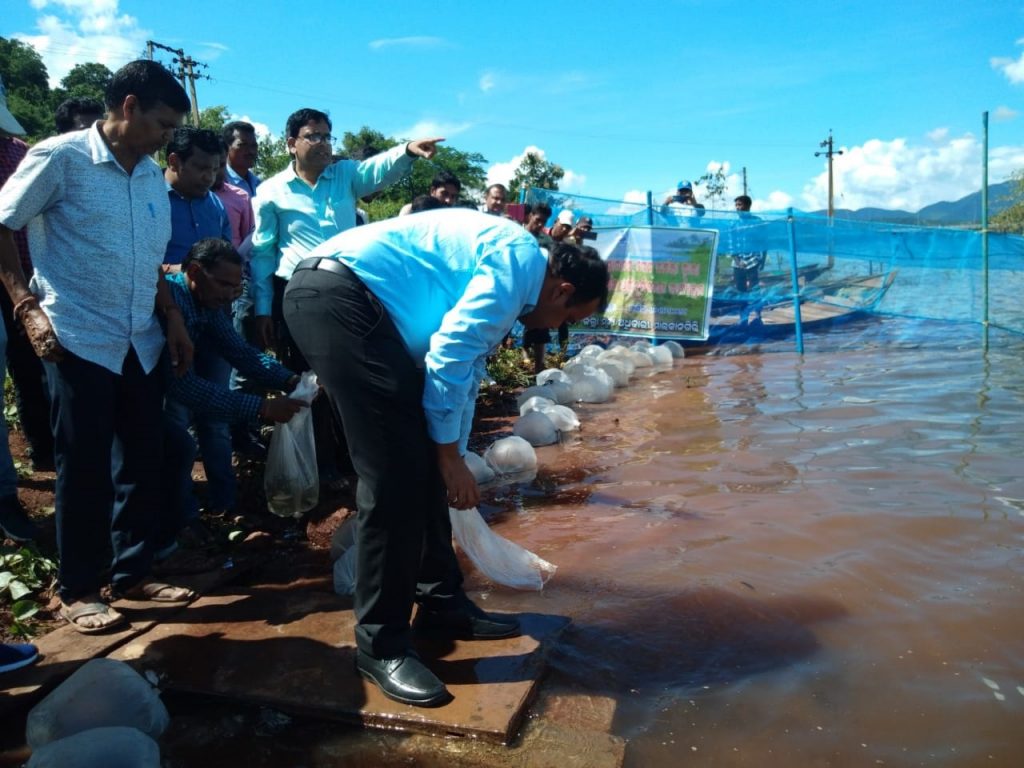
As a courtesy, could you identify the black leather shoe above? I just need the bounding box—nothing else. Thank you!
[356,649,450,707]
[414,594,521,640]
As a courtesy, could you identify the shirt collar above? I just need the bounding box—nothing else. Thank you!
[87,122,159,177]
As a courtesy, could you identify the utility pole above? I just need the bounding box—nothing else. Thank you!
[815,130,843,218]
[742,166,748,196]
[145,40,208,127]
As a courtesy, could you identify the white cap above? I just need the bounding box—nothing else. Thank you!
[555,210,574,226]
[0,75,27,137]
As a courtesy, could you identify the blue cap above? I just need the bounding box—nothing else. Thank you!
[677,180,692,190]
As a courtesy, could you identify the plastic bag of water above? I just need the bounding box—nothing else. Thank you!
[27,726,161,768]
[449,506,557,590]
[484,436,538,475]
[264,371,319,518]
[513,410,559,446]
[27,659,169,748]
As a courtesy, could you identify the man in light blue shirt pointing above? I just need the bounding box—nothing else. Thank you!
[284,208,609,707]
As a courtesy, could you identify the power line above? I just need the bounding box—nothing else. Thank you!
[146,40,209,127]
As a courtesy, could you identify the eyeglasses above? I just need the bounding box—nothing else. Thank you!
[299,132,334,145]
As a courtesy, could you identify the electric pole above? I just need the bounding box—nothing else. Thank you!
[815,130,843,218]
[742,166,748,196]
[145,40,208,127]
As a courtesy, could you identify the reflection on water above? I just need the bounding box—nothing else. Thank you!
[486,330,1024,767]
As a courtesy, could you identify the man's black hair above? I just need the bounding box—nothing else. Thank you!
[734,194,752,208]
[165,127,226,164]
[285,108,331,139]
[410,194,446,213]
[182,237,242,271]
[54,97,104,134]
[486,182,508,195]
[221,120,256,146]
[530,203,552,220]
[429,170,461,193]
[105,60,190,114]
[549,242,610,312]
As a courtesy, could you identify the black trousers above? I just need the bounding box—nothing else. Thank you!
[283,260,462,658]
[43,348,164,601]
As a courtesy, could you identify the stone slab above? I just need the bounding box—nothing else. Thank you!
[110,588,569,744]
[0,559,244,715]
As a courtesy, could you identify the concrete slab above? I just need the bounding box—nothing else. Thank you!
[110,588,569,744]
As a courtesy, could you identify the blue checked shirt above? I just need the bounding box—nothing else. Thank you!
[165,273,294,423]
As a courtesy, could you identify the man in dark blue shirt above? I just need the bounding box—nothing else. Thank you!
[160,238,305,554]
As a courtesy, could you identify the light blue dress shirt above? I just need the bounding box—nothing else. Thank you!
[0,124,170,374]
[305,208,547,451]
[249,143,414,316]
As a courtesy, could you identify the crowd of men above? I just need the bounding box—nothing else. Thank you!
[0,60,611,704]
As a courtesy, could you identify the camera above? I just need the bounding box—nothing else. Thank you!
[577,230,597,241]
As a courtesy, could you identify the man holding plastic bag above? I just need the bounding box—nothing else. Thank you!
[283,208,609,707]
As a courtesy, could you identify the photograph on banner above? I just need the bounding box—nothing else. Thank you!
[577,227,718,340]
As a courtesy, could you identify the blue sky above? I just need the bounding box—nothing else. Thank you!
[5,0,1024,212]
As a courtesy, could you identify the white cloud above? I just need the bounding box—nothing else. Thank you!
[393,119,473,141]
[561,169,587,191]
[927,127,949,143]
[799,133,1024,211]
[993,105,1018,122]
[991,39,1024,84]
[231,114,272,139]
[479,71,496,93]
[368,36,448,51]
[16,2,152,86]
[485,146,583,193]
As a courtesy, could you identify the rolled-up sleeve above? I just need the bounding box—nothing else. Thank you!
[0,144,62,232]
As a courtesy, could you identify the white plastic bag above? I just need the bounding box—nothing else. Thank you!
[26,659,169,749]
[463,450,496,484]
[513,410,560,446]
[27,727,161,768]
[449,506,556,590]
[483,435,538,475]
[264,371,319,518]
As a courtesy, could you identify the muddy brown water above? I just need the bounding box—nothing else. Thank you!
[486,336,1024,767]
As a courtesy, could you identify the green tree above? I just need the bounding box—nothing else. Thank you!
[59,62,112,102]
[696,164,728,210]
[198,105,230,133]
[341,126,396,159]
[509,151,564,201]
[0,37,53,142]
[991,170,1024,234]
[255,134,290,179]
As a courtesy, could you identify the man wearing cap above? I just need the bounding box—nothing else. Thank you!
[0,75,43,542]
[664,180,706,217]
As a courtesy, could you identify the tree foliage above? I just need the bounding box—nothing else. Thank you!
[696,164,728,209]
[509,151,564,200]
[59,62,111,102]
[0,37,53,142]
[991,170,1024,234]
[198,105,230,133]
[255,134,291,179]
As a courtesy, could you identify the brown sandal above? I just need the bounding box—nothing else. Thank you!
[116,581,195,604]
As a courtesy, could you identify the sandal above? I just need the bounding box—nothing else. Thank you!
[60,600,127,634]
[116,581,196,604]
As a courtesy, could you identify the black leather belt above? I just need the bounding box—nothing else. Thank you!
[293,256,351,277]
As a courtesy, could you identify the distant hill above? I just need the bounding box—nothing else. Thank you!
[812,181,1016,225]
